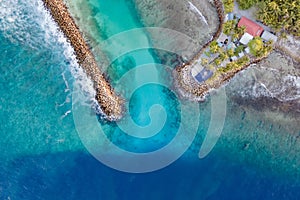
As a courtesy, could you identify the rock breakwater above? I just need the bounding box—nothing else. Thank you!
[42,0,123,121]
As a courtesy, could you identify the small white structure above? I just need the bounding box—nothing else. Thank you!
[245,47,250,54]
[261,30,278,42]
[238,52,245,57]
[231,56,238,61]
[239,33,253,45]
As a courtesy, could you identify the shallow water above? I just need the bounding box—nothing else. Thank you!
[0,0,300,199]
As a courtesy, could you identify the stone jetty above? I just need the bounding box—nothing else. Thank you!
[174,0,225,100]
[42,0,123,121]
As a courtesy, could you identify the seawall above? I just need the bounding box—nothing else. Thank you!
[173,0,225,100]
[42,0,123,121]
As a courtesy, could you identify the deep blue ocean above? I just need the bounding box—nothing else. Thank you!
[0,0,300,199]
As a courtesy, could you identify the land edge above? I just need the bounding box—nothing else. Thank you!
[42,0,124,121]
[173,0,227,101]
[173,0,299,103]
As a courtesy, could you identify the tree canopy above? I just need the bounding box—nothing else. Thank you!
[248,37,273,57]
[222,0,234,13]
[237,0,300,37]
[248,37,264,56]
[257,0,300,36]
[236,0,258,10]
[209,41,220,54]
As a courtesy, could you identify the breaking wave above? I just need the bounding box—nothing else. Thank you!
[0,0,97,107]
[228,66,300,102]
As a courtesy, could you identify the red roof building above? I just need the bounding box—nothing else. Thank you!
[238,17,264,37]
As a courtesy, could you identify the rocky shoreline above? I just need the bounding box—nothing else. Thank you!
[173,0,299,104]
[42,0,123,121]
[173,0,227,101]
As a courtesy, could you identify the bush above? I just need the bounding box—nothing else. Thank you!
[248,37,263,57]
[234,45,245,55]
[223,20,236,35]
[222,0,234,13]
[237,0,258,10]
[227,48,235,57]
[214,58,222,65]
[209,41,220,54]
[257,0,300,37]
[201,58,209,65]
[236,56,250,66]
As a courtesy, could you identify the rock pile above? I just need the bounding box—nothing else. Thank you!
[42,0,123,121]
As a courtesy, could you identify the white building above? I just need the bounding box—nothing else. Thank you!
[239,33,253,45]
[261,31,278,42]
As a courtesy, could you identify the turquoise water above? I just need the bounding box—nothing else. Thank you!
[1,0,300,199]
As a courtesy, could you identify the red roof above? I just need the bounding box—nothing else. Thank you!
[238,17,264,37]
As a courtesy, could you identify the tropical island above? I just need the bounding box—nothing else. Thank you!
[41,0,299,119]
[175,0,300,100]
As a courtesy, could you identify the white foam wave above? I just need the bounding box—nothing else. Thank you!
[0,0,98,108]
[228,67,300,102]
[188,2,208,25]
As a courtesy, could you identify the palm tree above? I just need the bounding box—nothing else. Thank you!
[223,20,235,35]
[236,26,246,37]
[257,0,300,37]
[201,58,209,65]
[209,41,220,54]
[227,48,235,57]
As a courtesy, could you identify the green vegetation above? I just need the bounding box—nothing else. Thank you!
[223,20,245,41]
[248,37,264,56]
[204,51,211,57]
[201,58,209,65]
[234,45,245,55]
[257,0,300,36]
[217,56,250,73]
[219,51,228,62]
[236,56,250,66]
[226,48,235,57]
[223,20,236,35]
[214,58,222,65]
[236,0,258,10]
[222,0,234,13]
[237,0,300,37]
[209,41,220,54]
[235,26,246,37]
[248,37,273,57]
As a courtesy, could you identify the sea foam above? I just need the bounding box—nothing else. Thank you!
[0,0,97,108]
